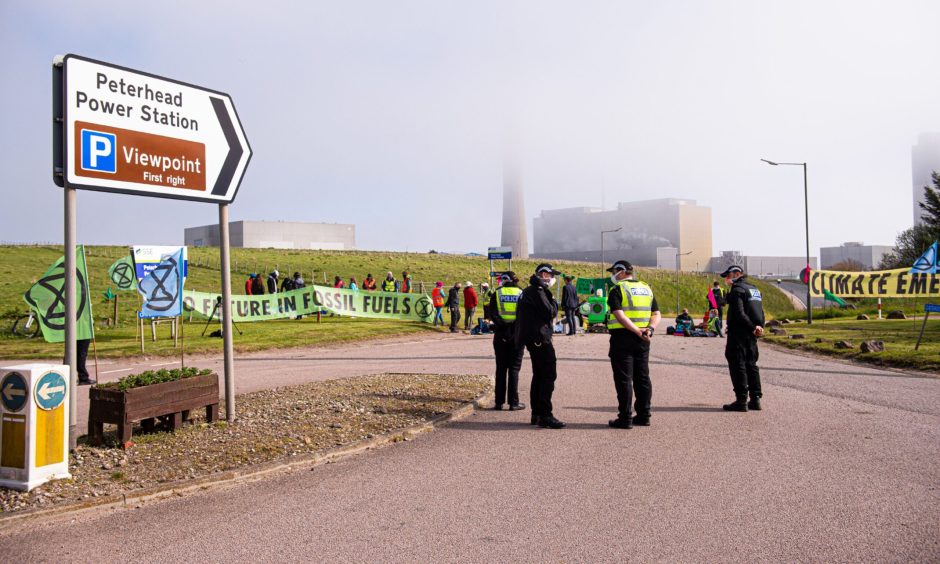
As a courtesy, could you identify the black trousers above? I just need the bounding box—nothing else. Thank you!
[493,334,524,406]
[564,307,578,335]
[725,334,761,401]
[609,332,652,419]
[76,338,91,381]
[526,340,557,418]
[449,306,461,331]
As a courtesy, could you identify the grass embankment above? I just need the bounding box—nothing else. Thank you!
[763,318,940,372]
[0,245,793,358]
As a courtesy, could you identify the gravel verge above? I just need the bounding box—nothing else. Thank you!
[0,373,490,517]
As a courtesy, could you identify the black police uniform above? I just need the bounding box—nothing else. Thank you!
[724,276,765,403]
[486,283,525,408]
[514,275,559,422]
[607,289,659,423]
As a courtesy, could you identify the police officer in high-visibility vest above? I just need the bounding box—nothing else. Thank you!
[606,260,661,429]
[485,272,526,411]
[719,265,765,412]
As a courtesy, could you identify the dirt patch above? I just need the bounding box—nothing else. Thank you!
[0,373,490,514]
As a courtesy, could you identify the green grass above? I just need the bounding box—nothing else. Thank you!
[763,318,940,372]
[0,245,794,358]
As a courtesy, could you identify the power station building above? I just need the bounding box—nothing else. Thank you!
[819,242,892,270]
[184,220,355,250]
[532,198,712,271]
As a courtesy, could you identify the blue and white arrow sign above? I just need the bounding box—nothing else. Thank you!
[34,371,67,411]
[1,372,28,412]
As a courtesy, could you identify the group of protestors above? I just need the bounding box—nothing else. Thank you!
[244,270,306,295]
[670,281,727,337]
[431,280,490,332]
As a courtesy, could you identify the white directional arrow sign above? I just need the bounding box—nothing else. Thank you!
[56,54,252,203]
[2,383,26,401]
[38,382,66,401]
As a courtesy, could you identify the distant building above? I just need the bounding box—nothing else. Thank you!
[708,251,817,278]
[184,220,355,250]
[820,242,892,270]
[532,198,711,271]
[912,133,940,225]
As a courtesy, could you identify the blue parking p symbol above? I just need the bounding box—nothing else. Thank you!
[80,129,117,173]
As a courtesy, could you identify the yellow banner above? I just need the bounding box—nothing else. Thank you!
[809,268,940,298]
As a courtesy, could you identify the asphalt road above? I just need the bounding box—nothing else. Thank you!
[1,332,938,562]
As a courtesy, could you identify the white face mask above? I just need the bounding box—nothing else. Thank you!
[611,274,620,285]
[547,277,556,287]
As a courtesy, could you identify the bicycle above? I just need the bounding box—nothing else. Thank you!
[11,310,41,338]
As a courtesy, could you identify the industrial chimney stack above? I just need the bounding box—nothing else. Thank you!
[501,161,529,259]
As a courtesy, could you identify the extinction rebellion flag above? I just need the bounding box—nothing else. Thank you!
[23,245,95,343]
[108,256,137,291]
[138,248,184,318]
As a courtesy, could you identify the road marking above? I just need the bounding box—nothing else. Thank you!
[150,362,178,367]
[101,368,132,375]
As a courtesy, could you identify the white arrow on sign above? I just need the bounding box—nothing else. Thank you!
[2,383,26,401]
[38,382,65,401]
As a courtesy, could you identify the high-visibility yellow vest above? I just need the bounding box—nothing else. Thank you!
[381,279,396,292]
[496,286,522,322]
[607,280,654,329]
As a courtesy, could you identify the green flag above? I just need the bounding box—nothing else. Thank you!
[23,246,95,343]
[108,256,136,291]
[822,288,847,307]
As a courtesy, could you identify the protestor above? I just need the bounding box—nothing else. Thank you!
[707,280,725,337]
[446,282,462,333]
[76,338,94,385]
[675,309,694,336]
[252,273,265,295]
[720,265,765,412]
[348,276,359,291]
[561,275,579,336]
[382,272,397,292]
[480,282,491,304]
[605,260,661,429]
[267,270,279,294]
[281,274,295,292]
[400,271,412,293]
[463,281,478,330]
[293,272,305,319]
[515,263,564,429]
[486,272,525,411]
[245,273,255,295]
[363,274,377,291]
[334,276,345,289]
[431,281,446,326]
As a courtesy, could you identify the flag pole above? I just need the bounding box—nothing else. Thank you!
[92,336,99,382]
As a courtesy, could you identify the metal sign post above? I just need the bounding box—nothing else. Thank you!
[219,204,235,421]
[914,303,940,350]
[53,53,251,428]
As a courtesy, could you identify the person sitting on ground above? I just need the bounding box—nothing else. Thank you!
[363,273,377,291]
[675,308,694,336]
[348,276,359,291]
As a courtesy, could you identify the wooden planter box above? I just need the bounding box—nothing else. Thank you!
[88,373,219,448]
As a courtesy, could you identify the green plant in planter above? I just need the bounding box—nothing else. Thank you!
[96,367,212,392]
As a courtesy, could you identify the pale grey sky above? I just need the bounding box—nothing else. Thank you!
[2,1,939,258]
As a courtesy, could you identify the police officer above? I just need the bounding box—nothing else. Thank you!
[515,263,565,429]
[720,265,765,411]
[605,260,661,429]
[485,272,526,411]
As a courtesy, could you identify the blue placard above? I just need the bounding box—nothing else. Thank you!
[34,371,67,411]
[488,252,512,260]
[925,303,940,314]
[1,372,28,412]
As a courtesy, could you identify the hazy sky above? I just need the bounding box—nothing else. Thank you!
[3,1,940,258]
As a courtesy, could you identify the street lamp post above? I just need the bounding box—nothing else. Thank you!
[761,158,812,324]
[600,227,623,278]
[676,249,693,315]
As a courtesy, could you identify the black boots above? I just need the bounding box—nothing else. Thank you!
[748,398,762,411]
[608,418,633,429]
[722,401,748,412]
[537,416,566,429]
